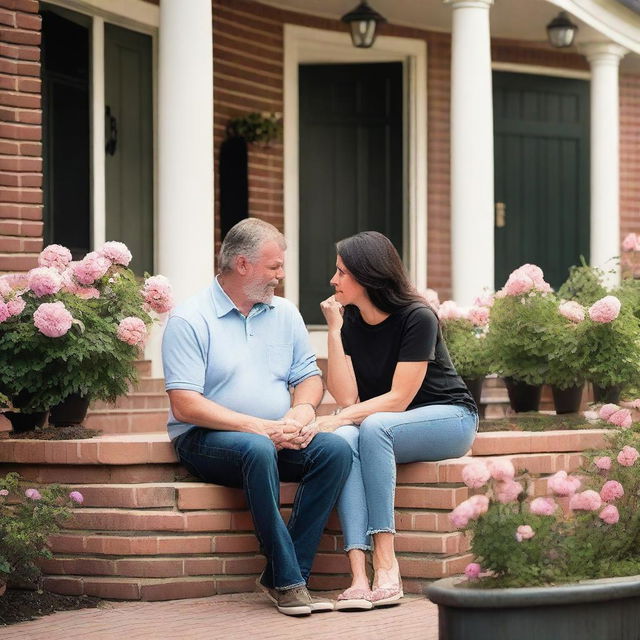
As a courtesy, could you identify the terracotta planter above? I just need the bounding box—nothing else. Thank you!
[504,377,542,413]
[49,393,91,426]
[427,575,640,640]
[592,384,622,405]
[5,410,48,433]
[551,383,584,415]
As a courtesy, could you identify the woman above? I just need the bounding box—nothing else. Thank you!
[315,231,478,611]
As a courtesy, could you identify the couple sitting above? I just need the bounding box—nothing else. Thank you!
[162,219,478,616]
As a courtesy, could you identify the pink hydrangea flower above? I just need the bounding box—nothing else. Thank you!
[595,456,612,471]
[117,316,147,346]
[464,563,481,580]
[0,278,12,298]
[547,470,581,496]
[449,500,477,528]
[570,489,602,511]
[599,504,620,525]
[504,272,534,296]
[72,251,111,285]
[588,296,621,323]
[599,404,620,421]
[617,445,639,467]
[600,480,624,502]
[461,461,491,488]
[420,288,440,311]
[69,491,84,504]
[529,497,557,516]
[489,459,515,482]
[494,479,523,504]
[28,266,63,297]
[6,296,25,317]
[0,489,8,496]
[468,306,490,326]
[25,488,41,500]
[515,525,535,542]
[558,301,585,323]
[33,301,73,338]
[38,244,72,272]
[2,272,28,290]
[583,410,599,421]
[142,275,174,314]
[608,409,633,429]
[622,233,640,252]
[630,398,640,410]
[467,494,490,517]
[438,300,465,321]
[0,300,9,323]
[473,292,494,308]
[99,241,132,266]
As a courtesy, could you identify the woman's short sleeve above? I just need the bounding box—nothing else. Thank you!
[398,306,438,362]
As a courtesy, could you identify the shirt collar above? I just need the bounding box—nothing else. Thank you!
[212,276,274,318]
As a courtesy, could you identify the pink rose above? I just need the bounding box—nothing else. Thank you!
[608,409,633,429]
[464,563,481,580]
[69,491,84,504]
[588,296,621,324]
[142,275,174,314]
[461,461,491,488]
[599,504,620,525]
[117,316,147,346]
[25,488,42,500]
[489,459,515,482]
[595,456,612,471]
[600,480,624,502]
[468,306,490,327]
[617,446,639,467]
[599,404,620,421]
[529,497,557,516]
[38,244,72,271]
[494,480,523,504]
[28,266,63,297]
[515,525,535,542]
[558,301,585,323]
[570,489,602,511]
[547,470,581,496]
[33,301,73,338]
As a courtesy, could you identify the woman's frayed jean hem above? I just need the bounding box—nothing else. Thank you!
[366,528,396,536]
[344,544,372,552]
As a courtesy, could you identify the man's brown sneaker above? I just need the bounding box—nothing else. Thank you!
[273,585,313,616]
[257,577,333,614]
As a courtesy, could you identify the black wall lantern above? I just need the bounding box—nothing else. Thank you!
[546,11,578,48]
[341,1,387,49]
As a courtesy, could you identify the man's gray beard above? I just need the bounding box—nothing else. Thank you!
[243,280,276,304]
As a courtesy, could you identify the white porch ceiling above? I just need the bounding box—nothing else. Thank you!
[256,0,640,71]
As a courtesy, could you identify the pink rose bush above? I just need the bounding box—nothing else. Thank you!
[0,242,173,414]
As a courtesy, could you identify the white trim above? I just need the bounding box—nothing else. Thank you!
[491,61,591,80]
[283,24,428,312]
[91,15,105,250]
[42,0,158,31]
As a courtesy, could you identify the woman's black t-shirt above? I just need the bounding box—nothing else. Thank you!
[340,303,477,414]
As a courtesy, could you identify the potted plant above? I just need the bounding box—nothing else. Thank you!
[486,265,556,412]
[0,243,173,431]
[427,426,640,639]
[226,111,283,146]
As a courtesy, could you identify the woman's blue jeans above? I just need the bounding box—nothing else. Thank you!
[334,404,478,551]
[173,428,352,589]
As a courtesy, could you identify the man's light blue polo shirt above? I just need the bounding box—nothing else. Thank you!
[162,277,321,440]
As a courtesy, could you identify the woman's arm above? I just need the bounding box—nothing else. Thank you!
[315,360,428,430]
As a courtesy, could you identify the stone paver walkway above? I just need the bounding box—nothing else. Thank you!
[2,593,439,640]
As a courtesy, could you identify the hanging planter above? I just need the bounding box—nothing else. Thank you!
[226,111,282,146]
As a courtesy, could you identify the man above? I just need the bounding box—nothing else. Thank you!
[162,219,352,616]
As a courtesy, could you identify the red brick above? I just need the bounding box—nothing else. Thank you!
[213,534,259,553]
[15,11,40,30]
[2,1,39,12]
[0,203,41,219]
[116,558,186,578]
[0,27,40,45]
[0,90,39,108]
[177,484,246,510]
[0,9,15,27]
[41,576,84,596]
[221,555,264,575]
[140,577,216,601]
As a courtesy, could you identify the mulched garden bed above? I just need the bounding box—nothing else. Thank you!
[479,413,609,432]
[0,425,101,440]
[0,588,101,626]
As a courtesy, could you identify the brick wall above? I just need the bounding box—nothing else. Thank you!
[0,0,42,274]
[620,72,640,240]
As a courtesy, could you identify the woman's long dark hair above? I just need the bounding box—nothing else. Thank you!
[336,231,425,314]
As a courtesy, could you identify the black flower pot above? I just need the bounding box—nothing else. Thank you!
[592,384,622,405]
[504,377,542,413]
[49,394,91,427]
[5,410,48,433]
[551,383,584,414]
[463,377,485,418]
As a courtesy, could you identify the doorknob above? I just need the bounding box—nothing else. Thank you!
[495,202,506,228]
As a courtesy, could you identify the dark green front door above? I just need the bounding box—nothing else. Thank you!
[105,24,153,275]
[493,72,590,290]
[299,62,403,324]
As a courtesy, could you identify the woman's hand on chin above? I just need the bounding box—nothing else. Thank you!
[320,295,344,332]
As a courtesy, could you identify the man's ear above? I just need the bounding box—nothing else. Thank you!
[235,255,250,275]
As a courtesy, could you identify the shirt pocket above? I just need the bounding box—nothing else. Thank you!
[267,343,293,380]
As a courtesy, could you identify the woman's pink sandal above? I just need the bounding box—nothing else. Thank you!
[370,584,404,607]
[334,587,374,611]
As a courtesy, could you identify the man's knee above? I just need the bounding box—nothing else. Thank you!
[315,432,353,470]
[242,434,278,464]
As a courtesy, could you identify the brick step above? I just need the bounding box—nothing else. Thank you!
[91,393,170,411]
[129,377,166,393]
[85,409,168,434]
[134,360,152,377]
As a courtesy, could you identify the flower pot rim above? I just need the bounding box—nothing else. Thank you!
[426,574,640,609]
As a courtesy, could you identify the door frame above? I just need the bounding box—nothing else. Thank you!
[41,0,158,267]
[283,25,428,322]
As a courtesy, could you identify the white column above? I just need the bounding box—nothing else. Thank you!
[158,0,214,298]
[580,42,627,284]
[445,0,494,305]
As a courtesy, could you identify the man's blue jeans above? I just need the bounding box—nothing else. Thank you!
[173,428,352,590]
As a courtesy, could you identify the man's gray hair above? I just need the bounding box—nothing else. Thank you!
[218,218,286,272]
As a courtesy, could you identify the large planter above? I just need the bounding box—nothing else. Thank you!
[427,575,640,640]
[4,410,48,433]
[592,383,622,405]
[462,377,484,418]
[551,383,584,414]
[504,377,542,413]
[48,393,91,427]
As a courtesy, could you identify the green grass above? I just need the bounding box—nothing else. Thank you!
[478,413,609,433]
